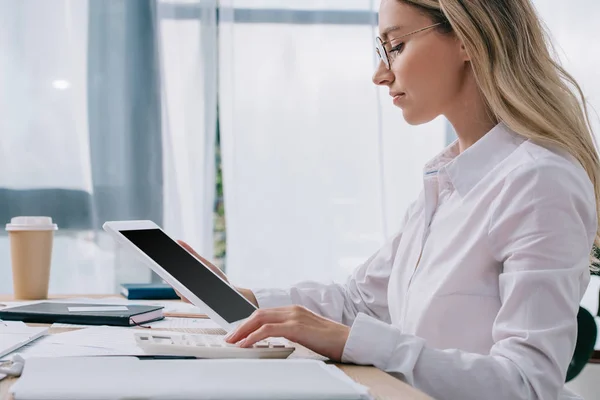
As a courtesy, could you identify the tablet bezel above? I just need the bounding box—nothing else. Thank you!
[103,220,257,332]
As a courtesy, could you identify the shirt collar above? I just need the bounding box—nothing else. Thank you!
[423,122,526,198]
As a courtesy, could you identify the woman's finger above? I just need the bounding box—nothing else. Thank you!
[225,308,288,343]
[177,240,229,282]
[174,289,191,304]
[177,240,202,258]
[239,322,293,348]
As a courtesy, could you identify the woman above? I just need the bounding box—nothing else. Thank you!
[181,0,600,398]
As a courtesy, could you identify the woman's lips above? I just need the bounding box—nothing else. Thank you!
[392,93,406,105]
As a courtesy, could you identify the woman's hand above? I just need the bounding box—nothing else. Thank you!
[224,305,350,362]
[178,240,228,282]
[175,240,258,307]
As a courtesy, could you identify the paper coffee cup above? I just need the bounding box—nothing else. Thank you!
[6,217,58,300]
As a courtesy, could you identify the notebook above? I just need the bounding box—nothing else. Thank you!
[120,283,179,300]
[10,357,372,400]
[0,302,164,327]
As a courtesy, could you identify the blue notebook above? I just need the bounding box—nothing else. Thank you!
[120,283,179,300]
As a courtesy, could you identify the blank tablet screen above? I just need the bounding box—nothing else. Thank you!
[119,228,256,323]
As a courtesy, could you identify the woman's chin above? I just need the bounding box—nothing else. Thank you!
[402,109,437,126]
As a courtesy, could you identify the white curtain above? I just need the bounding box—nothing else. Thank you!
[1,0,596,296]
[219,0,600,290]
[532,0,600,139]
[218,0,446,288]
[0,1,92,193]
[156,0,218,261]
[0,0,218,294]
[0,0,108,294]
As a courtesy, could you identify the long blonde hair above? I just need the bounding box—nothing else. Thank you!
[401,0,600,268]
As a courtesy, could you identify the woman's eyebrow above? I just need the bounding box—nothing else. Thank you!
[380,25,405,40]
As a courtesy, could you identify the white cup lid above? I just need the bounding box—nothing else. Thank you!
[6,216,58,231]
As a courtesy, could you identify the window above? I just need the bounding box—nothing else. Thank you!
[0,0,216,294]
[2,0,597,294]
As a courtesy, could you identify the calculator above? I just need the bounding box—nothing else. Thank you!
[134,332,295,359]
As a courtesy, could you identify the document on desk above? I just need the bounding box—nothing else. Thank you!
[12,338,136,359]
[8,327,149,359]
[0,322,48,360]
[81,297,207,316]
[42,326,147,352]
[10,357,372,400]
[52,317,222,331]
[147,317,222,330]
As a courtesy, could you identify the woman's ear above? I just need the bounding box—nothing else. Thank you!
[459,42,471,62]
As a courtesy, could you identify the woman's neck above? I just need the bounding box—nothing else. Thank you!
[445,69,497,153]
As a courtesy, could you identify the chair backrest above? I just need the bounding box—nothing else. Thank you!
[566,306,597,382]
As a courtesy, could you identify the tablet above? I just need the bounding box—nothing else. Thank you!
[103,220,257,331]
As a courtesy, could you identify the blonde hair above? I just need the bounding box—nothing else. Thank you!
[401,0,600,269]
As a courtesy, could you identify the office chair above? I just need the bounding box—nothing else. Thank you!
[566,306,597,382]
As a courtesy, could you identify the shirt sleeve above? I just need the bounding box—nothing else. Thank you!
[342,161,597,400]
[253,203,415,326]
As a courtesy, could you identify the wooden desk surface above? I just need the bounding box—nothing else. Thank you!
[0,295,431,400]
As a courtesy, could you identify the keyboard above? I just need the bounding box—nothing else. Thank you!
[134,332,295,359]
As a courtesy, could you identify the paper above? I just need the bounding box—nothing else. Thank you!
[67,306,129,312]
[10,357,373,400]
[52,317,222,332]
[0,324,48,360]
[52,323,109,329]
[10,338,141,359]
[9,327,151,359]
[12,325,229,360]
[0,321,27,329]
[91,298,205,316]
[147,317,224,332]
[43,327,145,350]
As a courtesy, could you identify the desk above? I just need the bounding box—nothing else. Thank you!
[0,295,431,400]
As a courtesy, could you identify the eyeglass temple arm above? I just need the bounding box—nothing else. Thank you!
[379,22,443,45]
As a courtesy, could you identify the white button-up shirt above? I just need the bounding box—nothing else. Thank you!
[255,122,598,400]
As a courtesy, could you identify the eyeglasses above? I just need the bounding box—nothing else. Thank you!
[375,22,443,69]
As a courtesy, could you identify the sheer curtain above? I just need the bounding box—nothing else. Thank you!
[218,0,446,288]
[1,0,596,296]
[0,0,218,294]
[219,0,600,290]
[532,1,600,138]
[155,0,218,261]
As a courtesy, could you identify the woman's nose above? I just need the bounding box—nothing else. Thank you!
[372,60,394,86]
